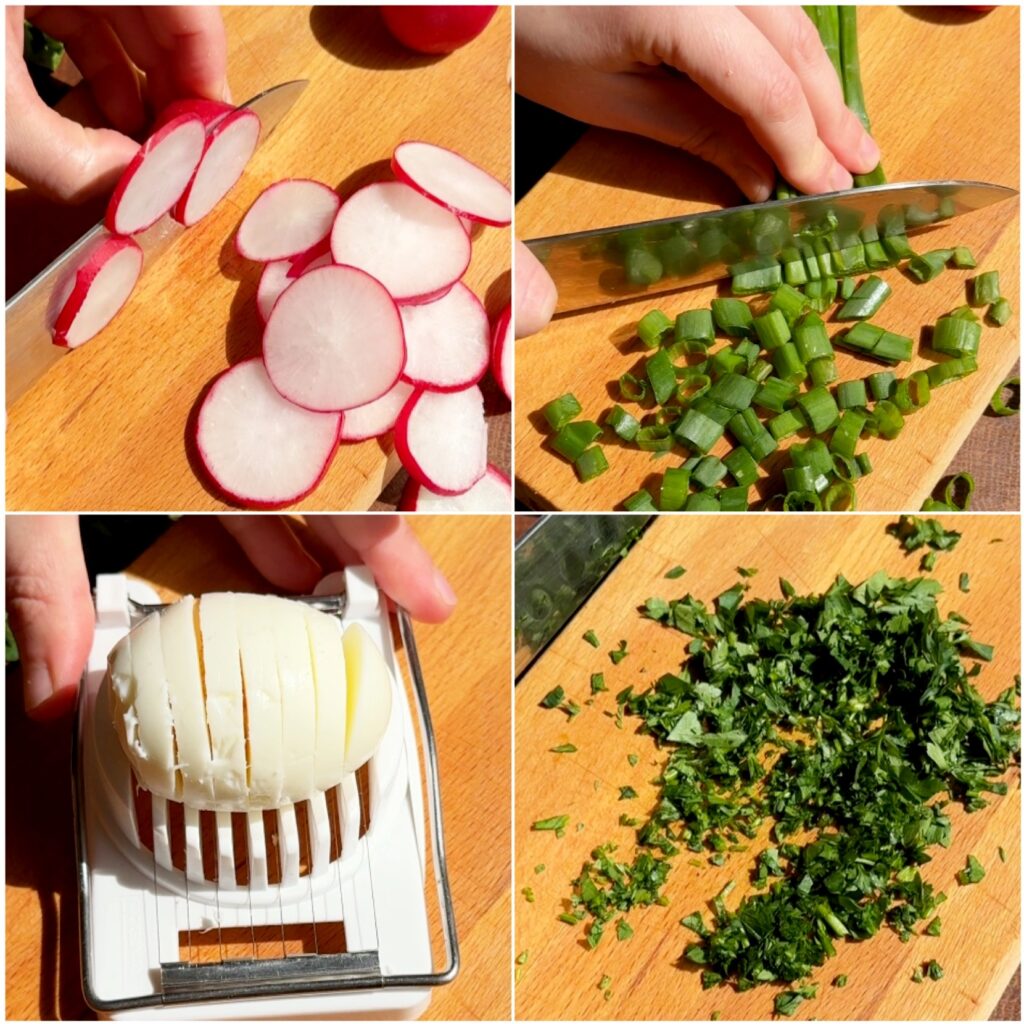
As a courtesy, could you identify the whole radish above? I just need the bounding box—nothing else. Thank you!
[380,6,497,54]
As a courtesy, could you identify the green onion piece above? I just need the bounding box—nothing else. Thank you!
[804,276,838,314]
[754,376,798,413]
[944,473,975,510]
[552,421,602,460]
[950,304,980,322]
[793,312,833,363]
[768,407,807,441]
[907,250,949,283]
[872,331,914,363]
[618,372,646,402]
[659,467,691,511]
[709,347,748,378]
[575,446,609,482]
[856,451,873,475]
[723,446,759,487]
[684,489,720,511]
[926,355,978,387]
[796,385,840,433]
[748,358,774,384]
[812,237,834,278]
[838,276,856,300]
[675,309,715,350]
[646,350,677,405]
[988,297,1012,326]
[675,374,712,405]
[729,407,778,461]
[990,375,1019,416]
[532,815,569,832]
[952,246,977,268]
[873,399,904,439]
[783,256,809,286]
[783,464,818,493]
[675,407,727,454]
[824,480,857,510]
[718,485,749,511]
[868,371,897,401]
[635,425,674,452]
[832,452,861,481]
[637,309,673,348]
[729,256,782,295]
[830,409,866,458]
[969,271,1000,307]
[707,372,758,410]
[733,339,761,371]
[543,393,582,431]
[862,234,890,270]
[753,309,791,351]
[837,379,868,409]
[791,438,834,478]
[932,316,981,357]
[623,488,657,512]
[690,397,734,426]
[783,490,823,510]
[893,371,931,414]
[768,283,808,326]
[606,405,641,441]
[882,233,913,262]
[801,242,821,281]
[692,455,728,488]
[711,298,753,337]
[837,320,884,353]
[649,406,679,427]
[836,275,892,321]
[625,248,662,286]
[772,342,807,384]
[808,356,837,388]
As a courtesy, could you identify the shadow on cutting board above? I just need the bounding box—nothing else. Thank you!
[309,5,444,72]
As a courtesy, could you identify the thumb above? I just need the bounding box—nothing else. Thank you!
[515,240,557,338]
[6,516,95,720]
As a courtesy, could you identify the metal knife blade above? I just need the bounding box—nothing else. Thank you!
[6,79,308,407]
[524,179,1017,316]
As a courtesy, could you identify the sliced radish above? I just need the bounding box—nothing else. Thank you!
[338,378,413,441]
[394,385,487,495]
[172,108,261,226]
[153,98,235,131]
[400,464,510,511]
[236,179,341,262]
[491,303,512,400]
[400,281,490,391]
[49,235,143,349]
[392,140,511,227]
[105,114,206,235]
[330,181,470,303]
[256,246,333,323]
[263,264,405,412]
[196,358,341,509]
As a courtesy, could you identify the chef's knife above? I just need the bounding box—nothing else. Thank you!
[523,179,1017,316]
[5,79,308,407]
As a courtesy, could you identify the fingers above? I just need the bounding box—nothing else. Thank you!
[303,517,457,624]
[218,516,324,593]
[515,240,557,338]
[740,6,879,175]
[6,516,95,720]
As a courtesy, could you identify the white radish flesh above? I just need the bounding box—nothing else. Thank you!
[263,264,405,412]
[256,248,332,323]
[401,463,510,511]
[491,303,512,400]
[394,385,487,495]
[105,114,206,235]
[330,181,470,303]
[392,140,511,226]
[236,179,340,261]
[196,358,341,508]
[50,235,143,349]
[338,378,413,441]
[342,623,394,774]
[173,108,261,226]
[400,281,490,391]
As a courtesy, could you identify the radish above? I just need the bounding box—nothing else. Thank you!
[394,385,487,495]
[105,114,207,235]
[256,243,333,323]
[236,179,341,262]
[338,378,414,441]
[49,235,144,348]
[172,108,261,226]
[380,6,497,54]
[491,302,511,400]
[153,98,234,131]
[392,141,511,226]
[262,264,405,412]
[399,281,490,391]
[330,181,470,303]
[196,357,342,508]
[400,464,510,511]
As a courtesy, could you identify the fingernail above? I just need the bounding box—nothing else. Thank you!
[221,81,233,105]
[433,568,457,609]
[741,167,772,203]
[24,664,54,715]
[829,162,854,192]
[859,134,881,169]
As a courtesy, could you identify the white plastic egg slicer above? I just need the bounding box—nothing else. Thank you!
[74,568,459,1019]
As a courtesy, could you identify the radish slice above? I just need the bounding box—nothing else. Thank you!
[400,464,510,511]
[394,385,487,495]
[49,235,143,348]
[330,181,470,303]
[236,179,341,262]
[400,282,490,391]
[153,98,235,131]
[338,378,413,441]
[105,114,206,235]
[263,264,405,412]
[172,108,261,226]
[196,358,341,508]
[256,248,332,323]
[392,140,511,227]
[491,303,512,400]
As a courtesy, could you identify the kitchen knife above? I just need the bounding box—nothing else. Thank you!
[523,179,1017,315]
[6,79,308,407]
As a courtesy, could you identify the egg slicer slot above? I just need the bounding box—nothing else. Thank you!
[74,569,459,1019]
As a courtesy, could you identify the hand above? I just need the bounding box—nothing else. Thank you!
[6,515,456,720]
[516,5,881,201]
[515,239,557,338]
[8,5,229,201]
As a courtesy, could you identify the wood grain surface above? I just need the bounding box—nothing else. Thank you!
[6,5,511,512]
[515,6,1020,512]
[5,513,511,1020]
[515,514,1020,1020]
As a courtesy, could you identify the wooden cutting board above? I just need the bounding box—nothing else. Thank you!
[5,5,511,511]
[515,6,1019,511]
[515,514,1020,1020]
[5,513,511,1020]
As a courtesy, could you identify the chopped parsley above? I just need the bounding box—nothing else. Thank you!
[957,854,986,885]
[583,629,600,647]
[610,640,629,665]
[627,753,639,767]
[618,786,638,801]
[533,815,569,837]
[616,918,634,941]
[539,686,564,708]
[959,572,971,593]
[591,672,607,694]
[665,565,686,579]
[521,887,534,903]
[832,974,848,988]
[550,743,577,754]
[774,983,817,1016]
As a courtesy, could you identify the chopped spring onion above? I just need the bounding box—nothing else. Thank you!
[619,373,647,402]
[659,467,690,511]
[711,298,753,337]
[932,316,981,357]
[808,355,837,387]
[635,425,674,452]
[783,464,822,494]
[796,386,840,434]
[675,407,727,454]
[753,309,791,351]
[647,350,677,405]
[830,409,867,458]
[804,276,838,314]
[606,405,641,441]
[988,297,1013,326]
[824,480,857,510]
[873,399,904,439]
[969,271,1000,307]
[791,438,834,478]
[839,276,857,300]
[907,250,949,283]
[637,310,673,348]
[730,256,782,295]
[837,320,884,353]
[723,446,759,487]
[707,372,758,410]
[872,331,914,364]
[754,376,799,413]
[782,490,822,510]
[772,342,807,384]
[675,309,715,350]
[882,234,914,262]
[675,374,712,405]
[544,393,582,431]
[623,488,657,512]
[748,358,774,384]
[768,407,806,441]
[729,407,778,461]
[793,312,833,363]
[952,246,977,269]
[625,248,662,286]
[836,275,891,320]
[837,379,868,409]
[733,339,760,372]
[926,355,977,387]
[989,375,1019,416]
[944,473,975,510]
[552,421,602,460]
[893,371,931,414]
[768,283,808,326]
[575,446,609,482]
[868,370,896,401]
[709,347,747,378]
[692,455,727,488]
[718,485,750,511]
[685,490,720,511]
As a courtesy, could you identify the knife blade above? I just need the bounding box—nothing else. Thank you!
[524,179,1017,316]
[6,79,308,407]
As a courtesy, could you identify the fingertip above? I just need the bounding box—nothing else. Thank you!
[515,241,557,338]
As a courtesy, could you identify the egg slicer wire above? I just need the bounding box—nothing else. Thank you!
[74,570,459,1018]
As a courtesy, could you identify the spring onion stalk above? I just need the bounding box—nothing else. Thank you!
[893,371,931,414]
[804,276,838,313]
[838,6,885,186]
[872,331,914,363]
[637,310,673,348]
[926,355,978,387]
[730,256,782,295]
[969,271,1000,307]
[808,356,838,387]
[797,385,841,433]
[635,425,674,452]
[619,373,647,402]
[768,407,807,441]
[791,438,834,477]
[813,238,835,278]
[783,256,809,286]
[675,374,712,405]
[654,406,683,428]
[988,298,1013,326]
[724,446,760,487]
[718,485,750,511]
[868,370,897,401]
[607,405,641,441]
[625,248,662,286]
[659,466,691,511]
[837,379,868,409]
[691,397,735,425]
[685,490,720,511]
[772,342,808,383]
[908,251,949,283]
[623,488,658,512]
[861,227,890,270]
[783,464,819,494]
[837,320,884,353]
[675,309,715,350]
[692,455,728,488]
[649,350,679,405]
[832,452,862,481]
[753,309,791,351]
[801,242,822,281]
[544,393,582,431]
[834,232,868,275]
[709,347,748,378]
[989,375,1019,416]
[783,490,823,510]
[830,409,866,458]
[732,339,761,371]
[793,312,833,362]
[839,276,856,300]
[950,246,976,268]
[707,372,758,410]
[552,421,603,461]
[837,275,891,320]
[872,399,904,439]
[675,407,727,454]
[950,304,980,322]
[856,451,873,475]
[729,408,778,461]
[944,473,975,510]
[710,298,754,337]
[575,446,609,482]
[824,480,857,510]
[769,283,809,325]
[932,316,981,357]
[754,376,799,413]
[749,358,774,384]
[882,233,914,262]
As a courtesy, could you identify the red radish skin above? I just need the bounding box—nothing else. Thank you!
[394,385,487,495]
[153,98,235,132]
[380,6,497,54]
[330,181,470,304]
[338,378,414,441]
[399,282,490,391]
[392,141,511,226]
[236,179,341,262]
[105,114,206,235]
[50,235,143,348]
[400,464,510,511]
[263,264,405,412]
[171,108,261,226]
[491,303,511,400]
[257,247,333,323]
[196,357,341,509]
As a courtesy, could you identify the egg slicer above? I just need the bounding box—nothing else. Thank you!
[74,568,459,1019]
